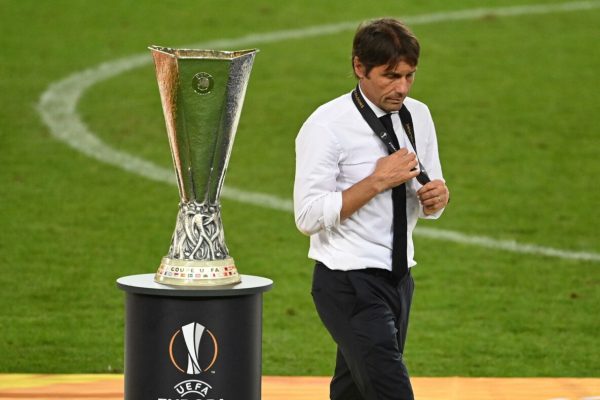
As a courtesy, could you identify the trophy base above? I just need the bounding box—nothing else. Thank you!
[154,257,241,286]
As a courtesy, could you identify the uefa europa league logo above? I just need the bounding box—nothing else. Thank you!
[169,322,218,375]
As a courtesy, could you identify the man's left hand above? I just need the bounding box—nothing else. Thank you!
[417,179,449,215]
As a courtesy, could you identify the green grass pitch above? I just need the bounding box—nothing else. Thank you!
[0,0,598,375]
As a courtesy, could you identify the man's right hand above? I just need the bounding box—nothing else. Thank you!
[370,149,420,193]
[340,149,419,221]
[340,149,419,220]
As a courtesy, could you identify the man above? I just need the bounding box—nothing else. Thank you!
[293,18,450,400]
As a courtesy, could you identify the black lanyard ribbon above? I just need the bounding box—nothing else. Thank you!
[351,85,431,185]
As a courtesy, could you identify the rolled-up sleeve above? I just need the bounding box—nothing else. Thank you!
[294,120,343,236]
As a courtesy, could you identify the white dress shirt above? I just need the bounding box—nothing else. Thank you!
[294,87,445,271]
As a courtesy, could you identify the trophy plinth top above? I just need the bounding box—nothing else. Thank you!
[149,45,258,60]
[117,273,273,297]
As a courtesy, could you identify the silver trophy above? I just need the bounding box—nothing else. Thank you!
[149,46,258,286]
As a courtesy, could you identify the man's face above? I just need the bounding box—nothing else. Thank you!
[354,57,417,112]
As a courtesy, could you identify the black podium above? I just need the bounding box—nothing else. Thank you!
[117,274,273,400]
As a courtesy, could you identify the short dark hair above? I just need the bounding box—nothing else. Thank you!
[352,18,420,78]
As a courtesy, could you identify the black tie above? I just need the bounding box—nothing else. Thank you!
[378,113,408,282]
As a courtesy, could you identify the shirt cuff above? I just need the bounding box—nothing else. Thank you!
[419,205,444,220]
[322,191,343,231]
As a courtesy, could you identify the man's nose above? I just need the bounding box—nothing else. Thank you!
[394,78,410,94]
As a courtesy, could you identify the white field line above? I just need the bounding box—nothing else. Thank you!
[36,1,600,262]
[416,228,600,262]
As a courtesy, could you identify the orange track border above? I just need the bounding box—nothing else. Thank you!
[0,375,599,399]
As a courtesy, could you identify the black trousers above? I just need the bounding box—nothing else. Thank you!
[311,262,415,400]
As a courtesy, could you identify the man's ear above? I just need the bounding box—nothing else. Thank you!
[353,56,366,79]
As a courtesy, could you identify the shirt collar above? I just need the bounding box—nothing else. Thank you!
[357,83,398,118]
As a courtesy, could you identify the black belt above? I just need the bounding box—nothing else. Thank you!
[315,262,407,279]
[357,268,393,278]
